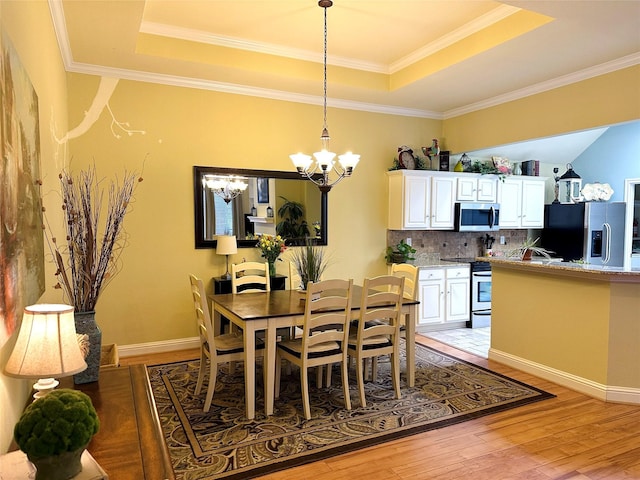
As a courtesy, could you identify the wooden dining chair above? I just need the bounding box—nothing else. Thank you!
[274,279,353,419]
[391,263,418,302]
[231,261,271,293]
[189,274,263,413]
[347,275,404,408]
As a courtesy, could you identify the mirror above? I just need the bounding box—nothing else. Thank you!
[194,166,328,248]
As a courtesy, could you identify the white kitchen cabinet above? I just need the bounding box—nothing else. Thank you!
[456,176,498,202]
[388,171,455,230]
[417,265,469,327]
[498,177,546,228]
[445,267,470,322]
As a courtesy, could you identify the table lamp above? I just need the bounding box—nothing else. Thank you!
[217,235,237,280]
[4,304,87,398]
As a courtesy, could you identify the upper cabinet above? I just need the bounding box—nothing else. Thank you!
[497,177,546,228]
[456,176,498,203]
[388,171,455,230]
[388,170,546,231]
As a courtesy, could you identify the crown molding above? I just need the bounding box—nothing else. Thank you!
[390,4,521,73]
[46,0,639,121]
[140,21,387,74]
[64,61,442,119]
[444,52,640,119]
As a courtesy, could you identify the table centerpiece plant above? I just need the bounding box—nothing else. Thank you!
[256,234,287,277]
[290,237,330,291]
[14,389,100,480]
[42,165,142,384]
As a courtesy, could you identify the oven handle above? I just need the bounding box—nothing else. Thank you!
[472,310,492,316]
[472,272,492,277]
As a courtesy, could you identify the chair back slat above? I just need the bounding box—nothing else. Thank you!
[300,279,353,357]
[231,261,271,294]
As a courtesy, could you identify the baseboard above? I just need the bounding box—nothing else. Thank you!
[118,337,200,358]
[489,348,640,405]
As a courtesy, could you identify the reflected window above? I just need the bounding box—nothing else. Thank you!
[194,166,328,248]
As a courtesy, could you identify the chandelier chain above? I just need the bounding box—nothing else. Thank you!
[322,3,328,135]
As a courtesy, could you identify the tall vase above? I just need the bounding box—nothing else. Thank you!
[268,260,276,277]
[74,311,102,384]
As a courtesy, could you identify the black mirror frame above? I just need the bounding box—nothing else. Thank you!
[194,166,328,249]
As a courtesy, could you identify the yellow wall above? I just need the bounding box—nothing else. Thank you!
[47,74,440,346]
[443,65,640,153]
[0,0,69,454]
[492,269,610,383]
[492,265,640,389]
[2,0,639,452]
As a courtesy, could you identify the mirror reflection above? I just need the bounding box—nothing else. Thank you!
[194,166,328,248]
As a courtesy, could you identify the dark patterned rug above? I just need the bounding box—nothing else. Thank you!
[147,341,554,480]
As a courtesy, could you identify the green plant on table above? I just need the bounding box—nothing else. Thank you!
[14,389,100,460]
[385,239,416,264]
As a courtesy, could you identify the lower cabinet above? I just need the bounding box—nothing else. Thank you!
[417,266,470,330]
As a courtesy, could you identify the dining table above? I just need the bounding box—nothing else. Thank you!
[210,286,419,420]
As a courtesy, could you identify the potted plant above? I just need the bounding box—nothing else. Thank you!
[290,237,330,290]
[508,237,554,261]
[43,166,141,384]
[276,196,310,242]
[14,389,100,480]
[385,239,416,264]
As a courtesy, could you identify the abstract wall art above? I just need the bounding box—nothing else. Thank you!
[0,29,45,348]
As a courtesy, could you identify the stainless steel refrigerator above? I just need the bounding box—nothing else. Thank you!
[541,202,626,266]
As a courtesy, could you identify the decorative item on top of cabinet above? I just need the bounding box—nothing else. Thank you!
[390,145,431,171]
[421,139,440,170]
[439,151,450,171]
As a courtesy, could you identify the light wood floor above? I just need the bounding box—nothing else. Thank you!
[121,335,640,480]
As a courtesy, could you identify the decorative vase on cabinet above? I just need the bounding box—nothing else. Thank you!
[73,311,101,384]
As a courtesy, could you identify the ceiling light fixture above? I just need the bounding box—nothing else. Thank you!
[204,175,248,204]
[290,0,359,193]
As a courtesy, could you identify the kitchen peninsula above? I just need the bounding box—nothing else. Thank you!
[485,258,640,404]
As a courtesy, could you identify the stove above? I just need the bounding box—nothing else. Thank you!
[441,257,492,327]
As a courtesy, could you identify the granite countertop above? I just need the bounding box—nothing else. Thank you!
[484,256,640,282]
[411,253,469,268]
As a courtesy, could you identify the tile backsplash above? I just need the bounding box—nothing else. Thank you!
[387,229,531,261]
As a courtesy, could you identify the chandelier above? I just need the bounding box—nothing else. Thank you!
[289,0,359,193]
[204,175,248,204]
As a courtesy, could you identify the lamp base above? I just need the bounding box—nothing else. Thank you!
[222,272,232,280]
[33,378,59,399]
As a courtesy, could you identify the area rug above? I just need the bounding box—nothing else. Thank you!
[147,341,554,480]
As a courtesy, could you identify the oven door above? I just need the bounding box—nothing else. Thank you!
[470,271,492,328]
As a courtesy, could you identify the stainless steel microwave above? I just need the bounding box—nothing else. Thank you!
[454,203,500,231]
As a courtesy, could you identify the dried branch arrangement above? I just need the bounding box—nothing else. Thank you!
[43,166,142,312]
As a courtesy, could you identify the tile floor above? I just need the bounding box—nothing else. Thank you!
[423,327,490,358]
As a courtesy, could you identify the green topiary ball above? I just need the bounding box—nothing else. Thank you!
[14,389,100,460]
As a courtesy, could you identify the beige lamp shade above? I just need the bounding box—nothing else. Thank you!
[4,304,87,379]
[216,235,237,255]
